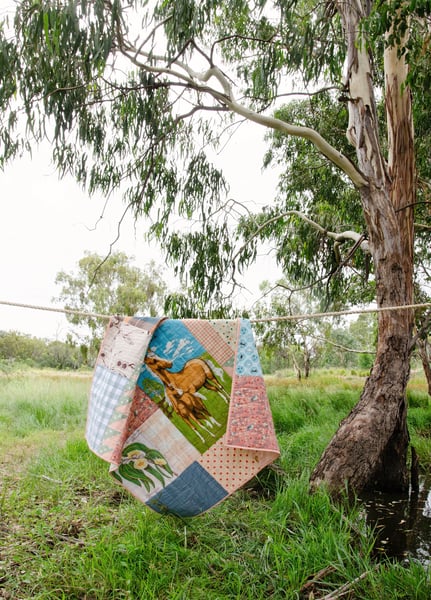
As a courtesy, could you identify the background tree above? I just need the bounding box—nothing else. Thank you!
[54,252,167,360]
[310,315,376,371]
[0,330,85,370]
[1,0,431,497]
[413,306,431,397]
[253,283,377,375]
[0,331,46,366]
[346,314,377,370]
[252,282,325,379]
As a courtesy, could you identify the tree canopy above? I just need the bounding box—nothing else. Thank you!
[2,0,431,496]
[2,0,427,307]
[54,251,167,355]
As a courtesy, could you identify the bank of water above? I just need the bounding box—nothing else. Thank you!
[360,476,431,564]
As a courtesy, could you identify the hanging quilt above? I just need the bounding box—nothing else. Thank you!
[86,316,280,517]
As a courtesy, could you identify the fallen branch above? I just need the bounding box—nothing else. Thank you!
[320,565,380,599]
[53,533,85,546]
[34,474,64,485]
[299,565,336,597]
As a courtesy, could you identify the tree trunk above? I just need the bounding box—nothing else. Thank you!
[291,350,302,380]
[417,338,431,397]
[310,199,414,495]
[310,0,415,497]
[303,346,311,378]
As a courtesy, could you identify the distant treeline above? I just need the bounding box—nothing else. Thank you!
[0,331,88,370]
[0,325,376,376]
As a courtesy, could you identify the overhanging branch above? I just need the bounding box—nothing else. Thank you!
[314,335,375,355]
[115,26,369,189]
[233,210,370,264]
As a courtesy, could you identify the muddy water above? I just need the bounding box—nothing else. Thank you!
[360,476,431,564]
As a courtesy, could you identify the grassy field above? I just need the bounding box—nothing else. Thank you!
[0,368,430,599]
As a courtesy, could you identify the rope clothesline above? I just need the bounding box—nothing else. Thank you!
[1,299,431,324]
[0,300,110,321]
[252,302,431,322]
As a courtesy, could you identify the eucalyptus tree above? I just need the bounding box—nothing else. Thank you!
[252,282,325,379]
[259,67,431,394]
[1,0,430,497]
[54,252,167,358]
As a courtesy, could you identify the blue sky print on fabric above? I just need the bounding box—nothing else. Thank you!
[139,320,206,382]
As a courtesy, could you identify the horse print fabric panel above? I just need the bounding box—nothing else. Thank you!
[86,317,280,517]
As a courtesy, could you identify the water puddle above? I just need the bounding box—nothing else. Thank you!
[360,476,431,564]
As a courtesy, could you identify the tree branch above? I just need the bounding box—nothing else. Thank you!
[395,200,431,212]
[314,335,375,354]
[233,210,370,264]
[415,223,431,231]
[320,566,380,600]
[116,27,369,188]
[410,309,431,350]
[223,96,368,187]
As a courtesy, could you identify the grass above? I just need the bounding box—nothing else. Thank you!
[0,368,430,599]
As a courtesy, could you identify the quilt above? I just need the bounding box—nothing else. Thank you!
[86,316,280,517]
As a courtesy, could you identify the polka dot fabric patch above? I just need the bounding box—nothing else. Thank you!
[198,436,276,494]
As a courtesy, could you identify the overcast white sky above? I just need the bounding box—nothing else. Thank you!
[0,123,281,340]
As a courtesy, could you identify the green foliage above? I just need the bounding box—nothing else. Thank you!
[0,0,430,316]
[54,252,167,354]
[164,290,235,319]
[362,0,431,61]
[0,0,351,310]
[0,330,85,369]
[252,283,325,377]
[253,286,378,375]
[241,92,376,308]
[0,330,45,364]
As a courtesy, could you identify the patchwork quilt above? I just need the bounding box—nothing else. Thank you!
[86,316,280,517]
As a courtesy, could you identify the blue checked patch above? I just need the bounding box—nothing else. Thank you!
[86,365,129,454]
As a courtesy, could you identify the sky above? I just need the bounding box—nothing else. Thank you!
[0,124,282,340]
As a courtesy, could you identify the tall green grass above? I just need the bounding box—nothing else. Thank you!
[1,370,430,599]
[0,371,89,442]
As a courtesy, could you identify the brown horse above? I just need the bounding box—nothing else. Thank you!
[144,354,229,441]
